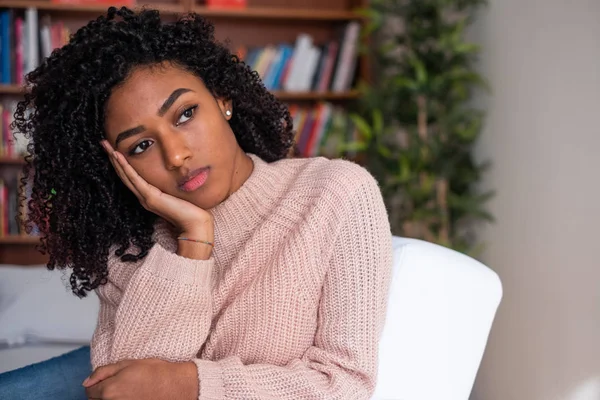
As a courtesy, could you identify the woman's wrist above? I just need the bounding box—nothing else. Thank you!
[174,361,199,400]
[177,239,213,260]
[176,229,214,260]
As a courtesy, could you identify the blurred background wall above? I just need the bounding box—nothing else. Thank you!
[470,0,600,399]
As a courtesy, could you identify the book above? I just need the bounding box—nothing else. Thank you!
[206,0,247,8]
[24,8,39,77]
[0,11,12,85]
[14,17,23,85]
[289,104,354,159]
[331,21,360,92]
[283,34,313,92]
[51,0,134,5]
[317,41,339,92]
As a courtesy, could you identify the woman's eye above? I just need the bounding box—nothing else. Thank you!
[176,106,197,125]
[130,140,153,155]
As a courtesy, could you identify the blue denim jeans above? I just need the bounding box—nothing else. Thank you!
[0,346,91,400]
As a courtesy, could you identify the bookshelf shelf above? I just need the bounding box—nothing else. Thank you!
[0,1,184,14]
[193,6,361,21]
[0,84,25,94]
[273,90,359,101]
[0,156,26,165]
[0,235,46,264]
[0,2,360,20]
[0,235,39,244]
[0,85,360,101]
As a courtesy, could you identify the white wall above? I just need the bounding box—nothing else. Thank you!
[470,1,600,399]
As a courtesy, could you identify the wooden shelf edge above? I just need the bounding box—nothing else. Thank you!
[273,90,360,101]
[0,2,361,20]
[0,85,360,101]
[0,84,25,94]
[193,6,361,21]
[0,235,40,244]
[0,1,184,15]
[0,155,26,164]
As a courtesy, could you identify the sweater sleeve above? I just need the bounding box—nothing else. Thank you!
[192,177,393,400]
[90,243,216,369]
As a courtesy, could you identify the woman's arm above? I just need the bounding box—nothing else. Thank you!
[91,242,215,369]
[89,173,392,400]
[92,142,216,368]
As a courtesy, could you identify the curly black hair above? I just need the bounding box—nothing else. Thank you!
[13,6,294,297]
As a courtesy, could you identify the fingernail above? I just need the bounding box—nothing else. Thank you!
[82,377,90,386]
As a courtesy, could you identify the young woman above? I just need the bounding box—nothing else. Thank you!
[0,6,392,400]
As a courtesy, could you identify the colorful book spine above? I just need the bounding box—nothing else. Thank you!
[331,21,360,92]
[3,108,12,157]
[14,17,23,85]
[289,104,356,159]
[0,11,12,84]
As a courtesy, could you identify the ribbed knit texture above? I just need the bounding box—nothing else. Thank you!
[91,153,393,400]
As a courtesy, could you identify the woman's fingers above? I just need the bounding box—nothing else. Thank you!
[83,360,129,387]
[112,151,154,200]
[101,140,142,199]
[110,152,143,199]
[112,151,167,215]
[99,140,211,231]
[107,145,171,219]
[101,140,159,202]
[100,140,114,154]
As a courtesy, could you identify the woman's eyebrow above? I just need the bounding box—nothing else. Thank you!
[115,88,195,147]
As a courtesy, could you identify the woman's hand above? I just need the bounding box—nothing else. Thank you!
[101,140,213,240]
[83,359,197,400]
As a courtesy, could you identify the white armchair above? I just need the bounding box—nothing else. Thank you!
[372,237,503,400]
[0,236,502,399]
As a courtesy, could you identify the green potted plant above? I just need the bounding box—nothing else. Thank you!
[348,0,492,255]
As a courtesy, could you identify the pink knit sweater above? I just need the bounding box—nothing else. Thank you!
[91,153,393,399]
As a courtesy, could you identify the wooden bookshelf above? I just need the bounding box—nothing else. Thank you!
[0,83,25,94]
[0,235,39,244]
[276,90,359,101]
[0,84,359,101]
[0,0,369,265]
[193,6,361,21]
[0,155,26,165]
[0,1,362,20]
[0,236,46,265]
[0,1,184,14]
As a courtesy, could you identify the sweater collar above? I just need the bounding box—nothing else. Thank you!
[208,153,278,247]
[153,154,280,251]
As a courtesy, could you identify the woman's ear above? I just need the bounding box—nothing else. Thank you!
[217,98,233,120]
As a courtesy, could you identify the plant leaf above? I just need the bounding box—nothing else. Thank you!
[349,113,373,141]
[372,109,383,137]
[339,141,368,153]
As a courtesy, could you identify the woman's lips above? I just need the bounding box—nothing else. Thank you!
[179,168,210,192]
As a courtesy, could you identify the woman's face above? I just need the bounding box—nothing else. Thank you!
[104,62,250,210]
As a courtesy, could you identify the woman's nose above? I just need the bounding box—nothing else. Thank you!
[161,131,192,170]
